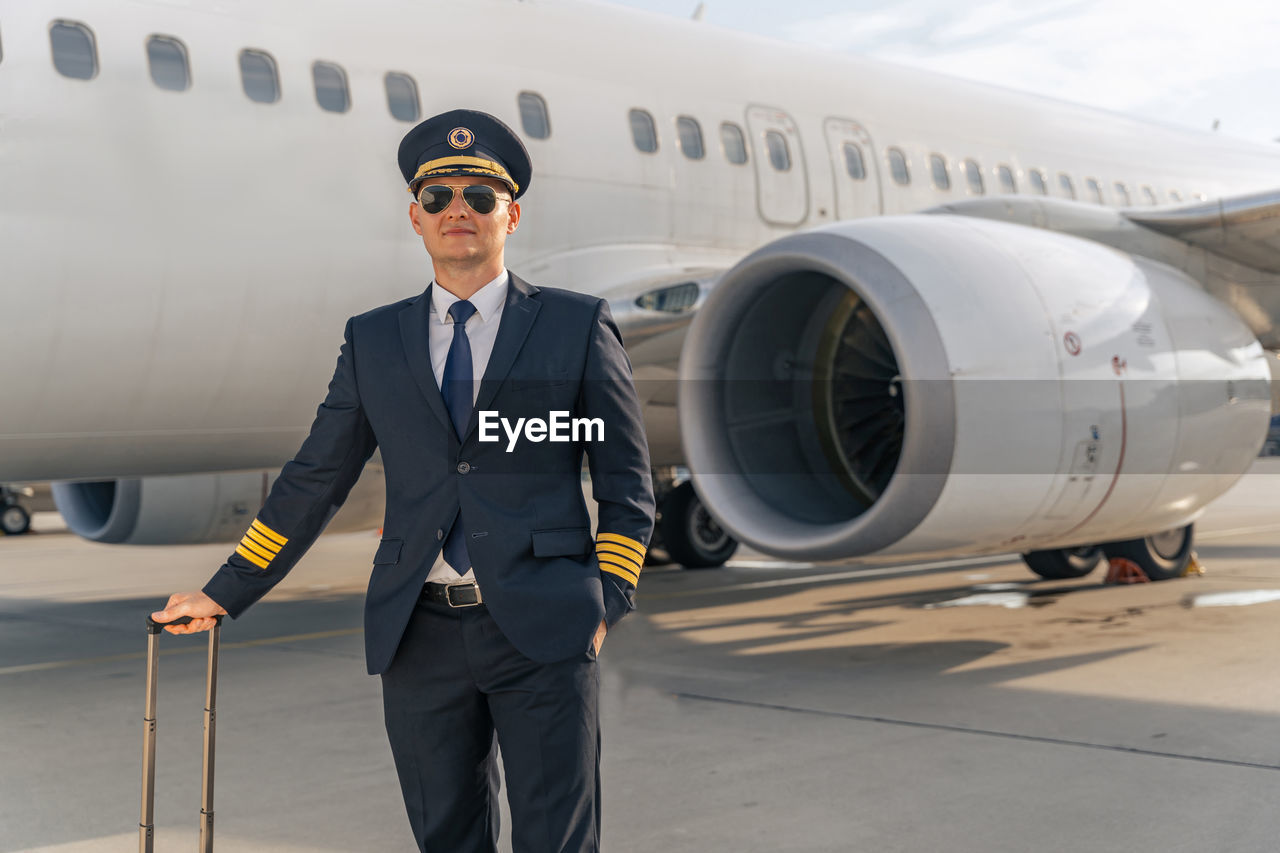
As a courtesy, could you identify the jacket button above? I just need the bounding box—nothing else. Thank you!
[456,461,471,474]
[436,528,444,540]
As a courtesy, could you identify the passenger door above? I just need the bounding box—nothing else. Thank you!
[745,105,809,227]
[823,118,882,220]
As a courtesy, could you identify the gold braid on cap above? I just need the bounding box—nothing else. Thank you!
[407,155,519,193]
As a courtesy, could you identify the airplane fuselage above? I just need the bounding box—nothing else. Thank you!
[4,0,1280,482]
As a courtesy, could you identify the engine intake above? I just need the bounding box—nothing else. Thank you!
[679,226,955,559]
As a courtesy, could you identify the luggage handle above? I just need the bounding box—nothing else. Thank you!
[140,614,223,853]
[146,615,220,633]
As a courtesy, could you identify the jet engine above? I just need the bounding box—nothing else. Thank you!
[51,465,384,545]
[678,215,1270,562]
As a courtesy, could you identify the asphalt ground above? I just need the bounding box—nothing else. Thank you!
[4,461,1280,852]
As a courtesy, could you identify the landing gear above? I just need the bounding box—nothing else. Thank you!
[1,487,31,536]
[1021,524,1195,582]
[1101,523,1194,581]
[652,474,738,569]
[1021,545,1104,580]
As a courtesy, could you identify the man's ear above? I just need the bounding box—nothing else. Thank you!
[506,201,521,234]
[409,202,424,236]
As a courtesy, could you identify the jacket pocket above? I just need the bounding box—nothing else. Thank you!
[531,527,592,558]
[373,538,403,565]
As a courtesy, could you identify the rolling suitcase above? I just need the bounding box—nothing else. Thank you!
[140,615,223,853]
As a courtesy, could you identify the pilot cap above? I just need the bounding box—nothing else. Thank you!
[397,108,532,200]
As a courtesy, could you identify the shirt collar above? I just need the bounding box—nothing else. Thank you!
[430,270,509,325]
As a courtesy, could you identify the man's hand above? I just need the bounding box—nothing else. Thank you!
[151,591,227,635]
[592,619,607,656]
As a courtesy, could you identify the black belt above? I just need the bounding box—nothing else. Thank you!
[423,580,484,608]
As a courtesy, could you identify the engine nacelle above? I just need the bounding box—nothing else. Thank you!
[678,215,1270,561]
[52,465,384,545]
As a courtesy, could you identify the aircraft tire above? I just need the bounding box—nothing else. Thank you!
[1101,524,1194,581]
[1,503,31,536]
[1021,545,1103,579]
[659,481,738,569]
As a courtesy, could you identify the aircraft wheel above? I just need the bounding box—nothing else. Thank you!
[1021,545,1103,579]
[1101,524,1194,581]
[659,481,738,569]
[1,503,31,536]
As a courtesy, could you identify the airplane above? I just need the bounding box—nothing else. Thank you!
[3,0,1280,586]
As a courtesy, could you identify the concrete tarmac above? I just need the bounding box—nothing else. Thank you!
[4,462,1280,852]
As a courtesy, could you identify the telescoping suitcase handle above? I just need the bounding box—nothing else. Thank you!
[140,615,224,853]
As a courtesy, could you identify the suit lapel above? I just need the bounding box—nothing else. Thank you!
[398,284,454,437]
[464,274,541,441]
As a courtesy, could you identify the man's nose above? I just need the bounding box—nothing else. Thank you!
[445,192,470,217]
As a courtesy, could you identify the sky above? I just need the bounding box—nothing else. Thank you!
[601,0,1280,146]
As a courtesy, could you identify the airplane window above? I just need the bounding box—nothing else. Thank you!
[843,143,866,180]
[1086,178,1103,204]
[963,159,984,194]
[1029,170,1048,195]
[146,36,190,91]
[721,123,747,164]
[239,50,279,104]
[766,131,791,171]
[313,61,349,113]
[997,165,1017,194]
[1057,173,1076,199]
[677,116,704,160]
[1169,189,1182,202]
[518,92,550,139]
[385,72,419,122]
[887,148,909,185]
[1142,185,1157,205]
[629,109,658,153]
[1114,181,1131,205]
[50,21,97,80]
[930,154,950,190]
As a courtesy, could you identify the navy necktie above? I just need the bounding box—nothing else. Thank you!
[441,299,477,575]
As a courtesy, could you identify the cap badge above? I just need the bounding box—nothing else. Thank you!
[448,127,474,149]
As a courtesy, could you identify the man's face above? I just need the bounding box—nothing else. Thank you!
[408,176,520,267]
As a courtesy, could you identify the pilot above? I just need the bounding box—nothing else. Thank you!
[152,108,655,853]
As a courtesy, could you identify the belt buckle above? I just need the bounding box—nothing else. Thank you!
[445,581,482,608]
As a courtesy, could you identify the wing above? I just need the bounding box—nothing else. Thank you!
[929,191,1280,347]
[1125,189,1280,274]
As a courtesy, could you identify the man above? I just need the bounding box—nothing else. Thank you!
[152,108,655,853]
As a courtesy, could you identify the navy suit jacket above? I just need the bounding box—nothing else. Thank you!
[203,274,655,674]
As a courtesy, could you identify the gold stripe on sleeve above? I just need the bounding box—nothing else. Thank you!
[598,556,640,585]
[600,562,641,586]
[235,544,271,569]
[237,536,276,563]
[250,518,289,547]
[596,543,642,572]
[596,532,646,562]
[244,527,283,555]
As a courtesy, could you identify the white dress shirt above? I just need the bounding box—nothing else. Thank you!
[425,269,509,585]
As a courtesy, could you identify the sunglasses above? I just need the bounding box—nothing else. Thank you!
[416,184,512,215]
